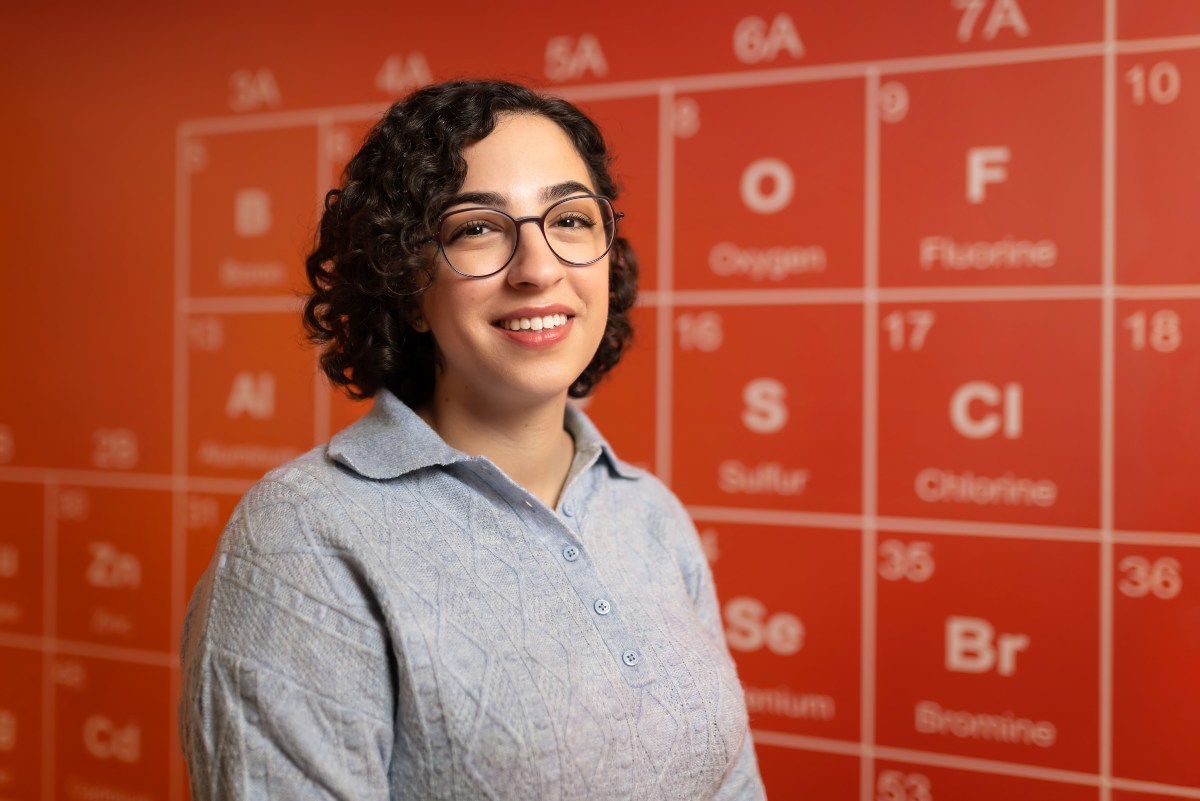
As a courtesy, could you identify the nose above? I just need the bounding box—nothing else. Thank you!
[505,218,567,289]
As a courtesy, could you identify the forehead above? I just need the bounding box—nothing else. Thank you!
[459,113,593,195]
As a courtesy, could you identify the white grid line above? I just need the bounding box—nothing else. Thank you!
[1100,1,1118,797]
[860,66,881,801]
[184,295,304,314]
[687,506,1200,543]
[875,515,1106,542]
[41,479,57,801]
[654,84,675,484]
[169,471,186,801]
[165,36,1200,141]
[169,664,182,801]
[1109,777,1200,800]
[873,743,1104,788]
[178,102,386,136]
[0,466,253,495]
[312,117,334,446]
[751,728,864,757]
[171,125,192,801]
[173,283,1200,317]
[753,729,1200,797]
[175,128,191,483]
[7,462,1197,543]
[0,632,178,668]
[1113,530,1200,546]
[1115,33,1200,55]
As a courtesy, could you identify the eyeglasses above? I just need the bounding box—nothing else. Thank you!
[432,194,623,279]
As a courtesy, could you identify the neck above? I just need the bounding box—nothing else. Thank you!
[418,388,575,509]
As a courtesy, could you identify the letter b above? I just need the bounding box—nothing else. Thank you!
[949,381,1022,439]
[946,615,1029,677]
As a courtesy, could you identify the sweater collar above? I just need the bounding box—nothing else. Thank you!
[327,389,639,481]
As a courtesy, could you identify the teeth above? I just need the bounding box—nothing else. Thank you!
[500,314,568,331]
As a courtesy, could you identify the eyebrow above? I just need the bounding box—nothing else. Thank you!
[540,180,593,203]
[442,181,595,211]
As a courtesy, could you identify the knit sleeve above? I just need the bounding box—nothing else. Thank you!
[179,480,396,800]
[667,492,769,800]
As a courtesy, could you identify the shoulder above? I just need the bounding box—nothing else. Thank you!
[196,443,402,629]
[220,445,361,556]
[183,446,392,675]
[602,457,692,526]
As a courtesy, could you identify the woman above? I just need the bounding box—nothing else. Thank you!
[180,79,766,800]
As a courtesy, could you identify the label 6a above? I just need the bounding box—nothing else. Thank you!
[545,34,607,81]
[733,14,803,63]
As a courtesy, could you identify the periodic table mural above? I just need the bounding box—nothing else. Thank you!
[1,1,1198,799]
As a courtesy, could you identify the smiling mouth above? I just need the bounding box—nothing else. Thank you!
[496,313,570,332]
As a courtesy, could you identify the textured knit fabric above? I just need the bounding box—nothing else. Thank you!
[180,390,766,800]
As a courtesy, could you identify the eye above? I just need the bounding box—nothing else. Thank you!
[549,211,596,229]
[445,217,503,244]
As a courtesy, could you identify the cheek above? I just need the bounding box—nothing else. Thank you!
[421,282,476,332]
[593,260,613,306]
[585,271,610,329]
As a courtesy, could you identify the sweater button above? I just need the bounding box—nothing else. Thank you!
[562,544,580,562]
[622,649,640,667]
[594,598,612,616]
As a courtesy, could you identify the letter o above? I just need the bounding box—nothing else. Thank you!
[709,242,737,276]
[740,158,794,214]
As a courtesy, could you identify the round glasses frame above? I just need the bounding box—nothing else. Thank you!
[431,194,624,279]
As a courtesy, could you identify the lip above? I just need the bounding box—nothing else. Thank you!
[491,304,576,325]
[492,304,577,349]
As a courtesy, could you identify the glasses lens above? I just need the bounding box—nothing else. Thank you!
[542,196,615,266]
[437,208,517,277]
[437,196,617,277]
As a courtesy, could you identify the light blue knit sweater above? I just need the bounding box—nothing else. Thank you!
[180,390,766,799]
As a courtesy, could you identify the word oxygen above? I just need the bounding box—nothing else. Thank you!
[709,242,827,281]
[919,236,1057,271]
[719,460,810,495]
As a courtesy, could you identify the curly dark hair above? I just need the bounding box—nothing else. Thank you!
[302,79,639,407]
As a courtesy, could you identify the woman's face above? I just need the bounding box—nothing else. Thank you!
[418,113,611,414]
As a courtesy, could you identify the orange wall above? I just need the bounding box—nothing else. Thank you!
[2,2,1199,799]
